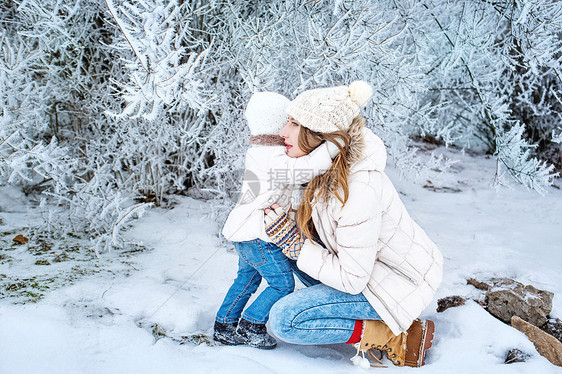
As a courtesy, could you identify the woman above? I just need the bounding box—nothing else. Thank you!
[263,81,443,368]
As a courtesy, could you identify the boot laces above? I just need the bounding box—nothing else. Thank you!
[351,343,387,368]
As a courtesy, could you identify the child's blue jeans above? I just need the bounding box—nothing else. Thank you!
[215,239,295,325]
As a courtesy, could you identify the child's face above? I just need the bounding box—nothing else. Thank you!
[280,117,306,158]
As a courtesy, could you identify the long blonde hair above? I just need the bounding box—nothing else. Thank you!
[296,122,355,241]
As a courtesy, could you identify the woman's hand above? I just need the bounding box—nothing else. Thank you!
[264,204,304,260]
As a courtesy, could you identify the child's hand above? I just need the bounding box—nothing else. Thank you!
[264,205,304,260]
[264,203,280,215]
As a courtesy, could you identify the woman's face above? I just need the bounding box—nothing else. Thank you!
[279,116,307,158]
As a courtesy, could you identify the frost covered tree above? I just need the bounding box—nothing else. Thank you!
[210,0,560,189]
[0,33,73,191]
[411,0,561,191]
[1,0,560,252]
[0,2,74,191]
[0,0,134,251]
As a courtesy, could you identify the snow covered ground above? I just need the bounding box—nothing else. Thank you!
[1,147,561,374]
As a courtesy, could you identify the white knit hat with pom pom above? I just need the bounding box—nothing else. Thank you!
[287,81,372,133]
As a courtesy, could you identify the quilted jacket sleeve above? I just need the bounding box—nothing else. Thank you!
[297,179,382,294]
[268,143,332,185]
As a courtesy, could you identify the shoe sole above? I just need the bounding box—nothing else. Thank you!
[213,334,243,346]
[419,320,435,366]
[249,342,277,350]
[233,335,277,350]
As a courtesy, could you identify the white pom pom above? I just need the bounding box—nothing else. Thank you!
[351,356,362,366]
[359,357,371,369]
[348,80,373,107]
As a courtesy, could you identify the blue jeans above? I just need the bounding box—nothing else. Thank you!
[216,239,295,324]
[288,259,320,287]
[269,283,381,344]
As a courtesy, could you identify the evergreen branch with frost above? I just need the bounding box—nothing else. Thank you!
[552,129,562,144]
[110,202,152,251]
[105,0,149,73]
[105,0,211,120]
[494,122,557,194]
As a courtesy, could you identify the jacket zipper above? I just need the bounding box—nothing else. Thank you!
[366,283,408,333]
[378,260,419,286]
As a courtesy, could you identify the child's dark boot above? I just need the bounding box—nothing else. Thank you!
[213,320,241,345]
[235,318,277,349]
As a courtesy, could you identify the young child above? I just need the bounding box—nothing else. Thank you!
[215,92,337,349]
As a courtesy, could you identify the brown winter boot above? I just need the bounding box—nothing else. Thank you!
[404,319,435,367]
[357,319,435,367]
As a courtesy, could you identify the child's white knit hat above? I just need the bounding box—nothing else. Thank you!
[287,81,372,133]
[245,92,291,136]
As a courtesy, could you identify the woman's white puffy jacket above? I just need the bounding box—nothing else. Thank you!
[296,128,443,335]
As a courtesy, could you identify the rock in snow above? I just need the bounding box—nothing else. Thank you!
[541,318,562,344]
[436,295,466,313]
[504,348,530,364]
[511,316,562,367]
[485,278,553,327]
